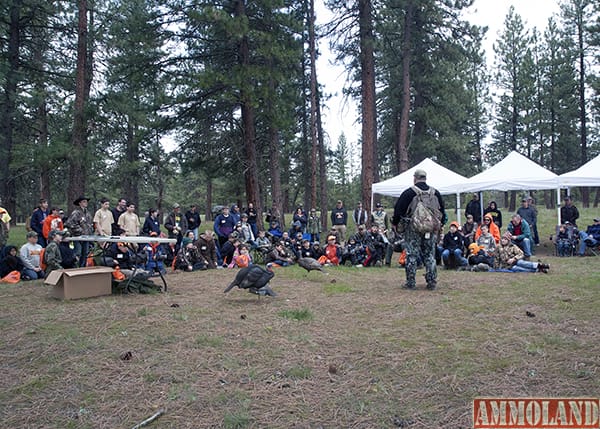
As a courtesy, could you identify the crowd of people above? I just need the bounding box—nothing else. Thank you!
[1,188,599,286]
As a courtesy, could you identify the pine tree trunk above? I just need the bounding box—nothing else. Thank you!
[358,0,377,213]
[396,1,413,173]
[308,0,319,211]
[0,1,21,221]
[69,0,89,205]
[235,0,261,227]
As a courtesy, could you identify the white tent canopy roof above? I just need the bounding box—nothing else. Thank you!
[558,154,600,187]
[459,151,559,193]
[371,158,468,196]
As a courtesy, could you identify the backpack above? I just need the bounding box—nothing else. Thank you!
[39,248,47,271]
[407,186,442,234]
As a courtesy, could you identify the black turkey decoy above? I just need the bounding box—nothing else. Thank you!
[224,264,277,297]
[297,257,326,274]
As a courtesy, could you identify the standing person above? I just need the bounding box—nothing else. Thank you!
[93,198,115,236]
[330,200,348,245]
[292,207,308,233]
[230,204,241,224]
[370,202,393,266]
[527,196,540,246]
[165,203,188,252]
[20,231,45,280]
[185,204,201,239]
[118,202,141,236]
[307,208,322,243]
[245,202,259,238]
[30,198,49,247]
[142,208,161,236]
[391,169,445,290]
[517,197,538,245]
[213,206,236,248]
[64,196,93,267]
[353,202,368,228]
[560,196,579,227]
[465,193,481,224]
[111,198,127,235]
[483,201,502,229]
[42,207,64,242]
[0,206,12,250]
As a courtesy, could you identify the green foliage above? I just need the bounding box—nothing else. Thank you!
[278,308,313,321]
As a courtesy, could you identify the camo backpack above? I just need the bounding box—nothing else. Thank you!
[407,185,442,234]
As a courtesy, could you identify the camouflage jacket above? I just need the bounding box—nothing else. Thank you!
[494,242,524,269]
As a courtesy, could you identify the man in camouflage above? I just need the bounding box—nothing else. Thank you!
[392,169,446,290]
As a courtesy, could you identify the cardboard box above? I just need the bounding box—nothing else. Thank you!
[45,267,114,300]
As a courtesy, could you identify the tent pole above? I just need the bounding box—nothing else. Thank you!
[455,193,460,223]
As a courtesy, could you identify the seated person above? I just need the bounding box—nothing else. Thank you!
[231,244,252,268]
[506,214,533,259]
[255,230,272,251]
[0,245,24,279]
[220,234,240,267]
[59,240,78,269]
[195,230,218,269]
[20,231,45,280]
[265,242,295,266]
[474,213,501,244]
[363,225,386,267]
[298,239,319,259]
[494,233,549,273]
[105,241,138,270]
[461,214,477,247]
[175,237,205,271]
[44,230,67,275]
[267,220,283,240]
[578,217,600,256]
[318,235,341,266]
[440,221,467,267]
[468,224,495,266]
[555,223,575,257]
[341,236,366,266]
[143,233,167,275]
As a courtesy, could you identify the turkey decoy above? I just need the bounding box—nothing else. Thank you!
[224,263,277,297]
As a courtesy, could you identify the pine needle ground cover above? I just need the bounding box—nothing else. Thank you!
[1,253,598,429]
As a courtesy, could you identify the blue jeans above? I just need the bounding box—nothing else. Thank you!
[22,268,44,280]
[510,260,537,272]
[442,248,467,266]
[74,241,90,267]
[514,238,531,257]
[578,231,598,255]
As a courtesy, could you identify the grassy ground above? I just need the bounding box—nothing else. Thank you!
[1,209,599,428]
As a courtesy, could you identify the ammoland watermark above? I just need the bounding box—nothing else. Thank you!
[473,398,600,428]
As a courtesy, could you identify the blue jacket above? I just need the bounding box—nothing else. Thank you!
[507,218,532,241]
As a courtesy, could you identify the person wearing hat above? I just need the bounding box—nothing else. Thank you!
[517,197,538,245]
[577,217,600,256]
[440,221,467,268]
[494,231,549,273]
[64,196,93,267]
[391,168,446,290]
[330,200,348,246]
[465,193,481,224]
[165,203,188,252]
[44,230,67,275]
[19,231,45,280]
[370,202,393,266]
[0,205,11,249]
[560,195,579,227]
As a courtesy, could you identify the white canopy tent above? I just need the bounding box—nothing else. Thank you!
[371,158,468,221]
[460,151,562,223]
[558,154,600,187]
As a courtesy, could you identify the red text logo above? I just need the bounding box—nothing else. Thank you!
[473,398,600,428]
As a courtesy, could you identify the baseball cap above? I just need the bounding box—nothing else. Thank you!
[414,169,427,179]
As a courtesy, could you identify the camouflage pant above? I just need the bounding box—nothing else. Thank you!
[403,226,437,287]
